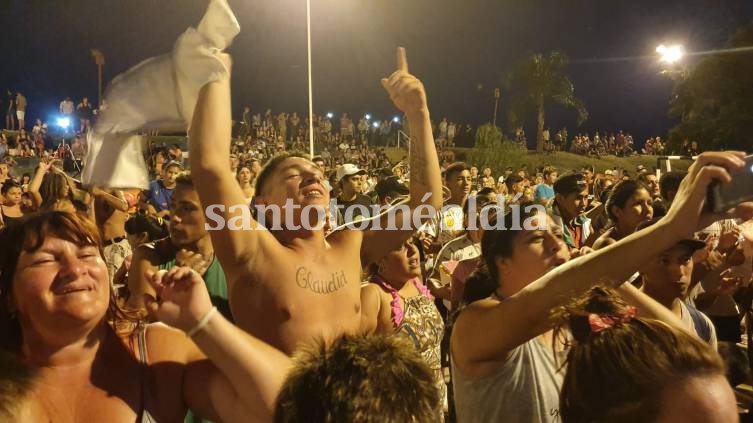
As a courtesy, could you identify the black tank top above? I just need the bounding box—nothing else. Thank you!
[1,206,21,225]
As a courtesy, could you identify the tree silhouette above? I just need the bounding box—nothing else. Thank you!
[505,51,588,152]
[668,23,753,152]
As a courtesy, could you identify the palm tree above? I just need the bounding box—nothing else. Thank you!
[506,51,588,153]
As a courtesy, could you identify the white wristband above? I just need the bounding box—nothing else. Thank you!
[186,306,218,337]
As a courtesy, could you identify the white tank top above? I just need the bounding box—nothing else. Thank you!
[452,337,566,423]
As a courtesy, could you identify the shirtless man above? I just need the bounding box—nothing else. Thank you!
[189,48,442,354]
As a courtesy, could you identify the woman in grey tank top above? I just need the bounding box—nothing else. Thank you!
[451,172,731,423]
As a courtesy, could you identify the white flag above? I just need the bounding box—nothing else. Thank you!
[82,0,240,188]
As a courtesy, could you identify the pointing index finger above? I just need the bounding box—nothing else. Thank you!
[397,47,408,73]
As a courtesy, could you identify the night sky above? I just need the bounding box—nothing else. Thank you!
[2,0,752,143]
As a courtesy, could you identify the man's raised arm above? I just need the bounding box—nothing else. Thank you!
[362,47,443,264]
[189,55,277,278]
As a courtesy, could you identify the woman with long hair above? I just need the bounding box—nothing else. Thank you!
[28,161,76,213]
[0,180,26,229]
[592,179,654,250]
[0,211,289,422]
[236,163,256,205]
[450,152,753,422]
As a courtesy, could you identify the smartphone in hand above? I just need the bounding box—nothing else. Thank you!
[707,155,753,213]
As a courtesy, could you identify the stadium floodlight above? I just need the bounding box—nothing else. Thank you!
[656,44,685,64]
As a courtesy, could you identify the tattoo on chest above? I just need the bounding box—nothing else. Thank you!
[295,267,348,294]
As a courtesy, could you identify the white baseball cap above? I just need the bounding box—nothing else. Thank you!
[336,163,366,181]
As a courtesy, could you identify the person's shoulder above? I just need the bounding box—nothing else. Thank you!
[142,323,196,363]
[357,194,373,205]
[363,281,390,300]
[326,222,361,240]
[454,298,499,326]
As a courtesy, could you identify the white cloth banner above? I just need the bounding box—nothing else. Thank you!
[82,0,239,188]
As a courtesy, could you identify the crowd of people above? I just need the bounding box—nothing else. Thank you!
[2,88,702,170]
[526,127,693,157]
[1,48,752,423]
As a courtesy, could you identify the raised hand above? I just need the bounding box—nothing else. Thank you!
[37,159,52,173]
[144,267,213,333]
[664,152,753,238]
[725,245,746,267]
[216,52,233,76]
[717,227,741,253]
[381,47,428,118]
[717,271,744,296]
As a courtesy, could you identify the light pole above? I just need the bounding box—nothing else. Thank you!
[91,49,105,108]
[492,87,501,128]
[306,0,314,157]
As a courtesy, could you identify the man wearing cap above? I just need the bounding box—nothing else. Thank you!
[636,218,717,348]
[552,172,593,250]
[335,163,373,223]
[143,160,183,218]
